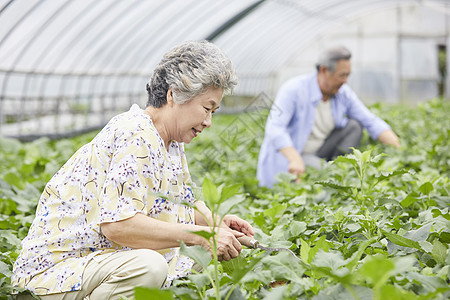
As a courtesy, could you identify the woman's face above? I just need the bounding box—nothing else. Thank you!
[170,87,223,144]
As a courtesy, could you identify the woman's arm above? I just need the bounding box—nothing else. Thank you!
[194,201,254,237]
[100,213,245,261]
[194,200,218,226]
[101,213,206,249]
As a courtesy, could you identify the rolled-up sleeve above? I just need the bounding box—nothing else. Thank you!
[97,133,156,227]
[265,83,298,151]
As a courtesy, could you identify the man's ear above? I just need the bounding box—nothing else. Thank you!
[166,88,175,107]
[318,65,328,74]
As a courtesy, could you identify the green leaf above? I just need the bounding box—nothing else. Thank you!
[360,149,372,164]
[0,261,12,277]
[346,237,377,271]
[263,203,286,221]
[253,212,266,228]
[218,194,246,216]
[358,255,395,287]
[0,230,22,249]
[431,240,447,265]
[439,231,450,244]
[351,148,362,160]
[289,195,307,206]
[202,177,220,204]
[418,241,434,253]
[333,207,344,222]
[0,136,22,153]
[229,256,265,284]
[300,238,311,263]
[313,250,346,270]
[401,192,420,208]
[134,286,174,300]
[374,169,410,186]
[315,181,353,193]
[314,284,374,300]
[220,184,241,202]
[179,242,211,269]
[188,272,211,290]
[262,285,288,300]
[418,182,434,195]
[222,255,246,274]
[379,284,421,300]
[289,221,307,237]
[381,229,421,250]
[333,155,358,169]
[392,255,416,274]
[309,235,330,261]
[261,252,305,284]
[188,230,214,241]
[0,199,18,216]
[403,223,432,243]
[3,172,26,190]
[406,272,449,293]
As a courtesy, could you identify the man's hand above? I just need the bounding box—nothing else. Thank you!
[288,158,305,181]
[280,146,305,183]
[378,129,400,148]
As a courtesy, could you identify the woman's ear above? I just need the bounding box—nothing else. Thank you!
[166,88,175,107]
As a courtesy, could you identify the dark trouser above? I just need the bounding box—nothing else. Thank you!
[303,119,363,169]
[317,119,363,160]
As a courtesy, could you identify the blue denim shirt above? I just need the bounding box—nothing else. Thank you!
[257,73,391,187]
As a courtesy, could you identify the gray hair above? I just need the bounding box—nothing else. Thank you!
[315,46,352,73]
[146,40,238,108]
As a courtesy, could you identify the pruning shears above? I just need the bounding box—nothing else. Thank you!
[237,235,302,263]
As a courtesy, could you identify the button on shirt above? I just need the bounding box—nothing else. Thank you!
[257,72,391,187]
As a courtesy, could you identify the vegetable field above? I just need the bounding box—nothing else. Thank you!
[0,99,449,300]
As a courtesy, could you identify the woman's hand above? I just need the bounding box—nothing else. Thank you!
[222,215,254,237]
[199,215,254,261]
[215,228,244,261]
[197,226,244,261]
[215,215,254,260]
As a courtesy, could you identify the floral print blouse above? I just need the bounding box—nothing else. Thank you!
[12,104,196,295]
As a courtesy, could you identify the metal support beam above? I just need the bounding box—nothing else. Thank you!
[205,0,266,42]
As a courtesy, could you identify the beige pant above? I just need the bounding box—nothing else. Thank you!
[18,249,168,300]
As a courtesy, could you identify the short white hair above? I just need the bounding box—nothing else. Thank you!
[146,40,238,107]
[316,46,351,73]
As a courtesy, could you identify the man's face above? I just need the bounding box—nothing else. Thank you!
[322,59,351,97]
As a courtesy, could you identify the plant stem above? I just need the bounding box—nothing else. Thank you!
[225,284,237,300]
[344,284,360,300]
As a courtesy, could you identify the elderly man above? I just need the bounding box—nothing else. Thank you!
[257,46,400,187]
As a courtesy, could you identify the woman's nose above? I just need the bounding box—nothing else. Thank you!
[202,113,212,128]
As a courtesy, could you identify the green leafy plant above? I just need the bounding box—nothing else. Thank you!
[1,99,449,299]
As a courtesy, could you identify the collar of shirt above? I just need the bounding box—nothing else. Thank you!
[309,72,325,105]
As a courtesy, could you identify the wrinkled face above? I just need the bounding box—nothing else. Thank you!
[321,59,351,97]
[171,87,222,144]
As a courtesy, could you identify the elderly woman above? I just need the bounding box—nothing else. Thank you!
[13,40,254,300]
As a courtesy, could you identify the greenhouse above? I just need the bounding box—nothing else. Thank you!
[0,0,449,299]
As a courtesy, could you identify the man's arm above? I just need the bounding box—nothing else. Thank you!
[279,146,305,180]
[377,129,400,148]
